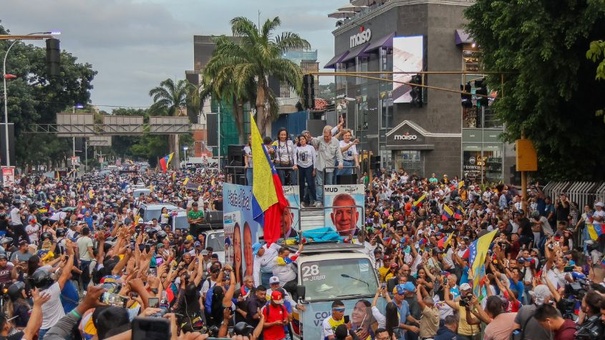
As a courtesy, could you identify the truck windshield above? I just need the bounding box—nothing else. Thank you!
[301,257,378,301]
[206,232,225,251]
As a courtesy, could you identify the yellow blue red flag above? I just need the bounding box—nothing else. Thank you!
[469,229,498,298]
[159,153,174,173]
[250,114,288,244]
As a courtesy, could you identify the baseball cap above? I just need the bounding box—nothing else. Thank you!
[185,235,194,242]
[269,276,280,284]
[252,242,262,256]
[460,283,472,291]
[194,241,201,247]
[270,290,284,304]
[595,202,604,207]
[394,284,406,295]
[402,282,415,293]
[200,249,209,256]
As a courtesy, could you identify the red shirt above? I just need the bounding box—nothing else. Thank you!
[554,319,576,340]
[262,304,288,340]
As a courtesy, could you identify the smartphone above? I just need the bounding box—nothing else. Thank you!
[148,297,159,308]
[344,315,350,324]
[381,283,387,289]
[132,317,170,340]
[101,292,126,307]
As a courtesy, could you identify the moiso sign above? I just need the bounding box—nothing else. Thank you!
[393,134,418,141]
[350,29,372,48]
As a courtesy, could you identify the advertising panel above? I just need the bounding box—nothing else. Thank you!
[223,183,260,286]
[223,184,300,284]
[392,36,424,103]
[282,185,300,238]
[1,167,15,187]
[323,184,365,238]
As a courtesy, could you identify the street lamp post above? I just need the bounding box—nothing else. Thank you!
[2,31,60,167]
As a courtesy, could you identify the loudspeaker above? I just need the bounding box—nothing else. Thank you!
[227,144,244,166]
[337,174,357,184]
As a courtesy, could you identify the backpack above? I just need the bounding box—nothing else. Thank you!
[203,278,216,311]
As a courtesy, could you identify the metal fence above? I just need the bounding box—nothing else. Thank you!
[543,181,605,209]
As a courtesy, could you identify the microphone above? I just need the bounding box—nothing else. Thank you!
[341,273,370,287]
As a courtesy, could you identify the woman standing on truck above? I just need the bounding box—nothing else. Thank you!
[296,134,317,208]
[273,128,297,186]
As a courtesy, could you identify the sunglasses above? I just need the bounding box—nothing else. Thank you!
[332,307,345,312]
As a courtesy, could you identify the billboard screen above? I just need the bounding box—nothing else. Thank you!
[392,36,424,104]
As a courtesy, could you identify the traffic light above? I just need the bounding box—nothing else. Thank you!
[302,74,315,109]
[409,74,423,107]
[45,38,61,77]
[475,78,488,107]
[461,83,472,108]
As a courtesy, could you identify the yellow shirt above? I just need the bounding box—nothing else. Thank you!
[456,303,479,336]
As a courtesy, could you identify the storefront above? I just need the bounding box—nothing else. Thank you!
[326,1,472,179]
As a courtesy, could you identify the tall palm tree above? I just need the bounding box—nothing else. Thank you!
[149,78,192,169]
[204,16,310,134]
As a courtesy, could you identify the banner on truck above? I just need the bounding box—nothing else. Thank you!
[323,184,365,238]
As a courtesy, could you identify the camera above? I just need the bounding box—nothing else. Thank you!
[459,292,473,307]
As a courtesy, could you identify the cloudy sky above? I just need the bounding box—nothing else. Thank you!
[2,0,340,111]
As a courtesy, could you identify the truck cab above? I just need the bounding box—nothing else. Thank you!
[291,243,380,340]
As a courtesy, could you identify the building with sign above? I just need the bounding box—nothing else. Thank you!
[326,0,514,183]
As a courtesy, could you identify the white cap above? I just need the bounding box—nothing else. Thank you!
[595,202,604,208]
[269,276,280,284]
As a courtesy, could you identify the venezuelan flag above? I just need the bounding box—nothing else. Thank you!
[159,153,174,173]
[183,177,189,186]
[469,229,498,297]
[454,204,465,220]
[442,204,454,221]
[250,113,288,244]
[413,194,426,207]
[586,222,603,241]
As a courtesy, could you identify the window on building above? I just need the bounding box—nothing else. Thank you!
[394,150,423,176]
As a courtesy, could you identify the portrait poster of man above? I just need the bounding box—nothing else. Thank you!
[323,184,365,238]
[281,185,300,239]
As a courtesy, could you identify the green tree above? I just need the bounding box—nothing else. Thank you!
[204,16,310,133]
[0,22,96,169]
[465,0,605,180]
[149,78,192,168]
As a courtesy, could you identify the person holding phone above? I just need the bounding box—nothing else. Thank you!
[262,290,290,340]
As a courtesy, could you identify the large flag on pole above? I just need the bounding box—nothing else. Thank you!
[250,114,288,244]
[469,229,498,298]
[159,153,174,173]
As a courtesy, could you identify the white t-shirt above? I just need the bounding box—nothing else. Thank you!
[296,145,316,169]
[41,282,65,329]
[274,140,296,165]
[339,140,358,161]
[77,236,94,261]
[243,145,253,168]
[26,224,40,243]
[10,207,22,226]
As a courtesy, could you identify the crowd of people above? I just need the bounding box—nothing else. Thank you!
[0,124,604,340]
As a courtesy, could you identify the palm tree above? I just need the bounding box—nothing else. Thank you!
[204,16,310,134]
[149,78,192,169]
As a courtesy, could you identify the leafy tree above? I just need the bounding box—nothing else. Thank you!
[0,22,96,169]
[204,16,310,133]
[465,0,605,180]
[149,78,192,168]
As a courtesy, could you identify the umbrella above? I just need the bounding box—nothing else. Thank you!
[337,4,367,12]
[328,11,355,19]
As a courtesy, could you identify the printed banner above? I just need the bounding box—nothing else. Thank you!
[323,184,365,238]
[223,183,262,286]
[282,185,300,239]
[1,167,15,187]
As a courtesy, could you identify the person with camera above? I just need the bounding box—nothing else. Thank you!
[575,290,604,339]
[443,282,483,340]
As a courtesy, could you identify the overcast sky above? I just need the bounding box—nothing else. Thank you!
[2,0,340,111]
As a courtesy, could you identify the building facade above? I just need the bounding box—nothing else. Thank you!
[326,0,512,183]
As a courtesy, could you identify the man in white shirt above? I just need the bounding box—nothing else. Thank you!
[76,227,94,290]
[33,240,74,340]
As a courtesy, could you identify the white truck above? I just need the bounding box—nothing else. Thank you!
[290,243,381,340]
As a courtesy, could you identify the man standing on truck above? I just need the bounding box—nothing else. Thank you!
[187,202,204,239]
